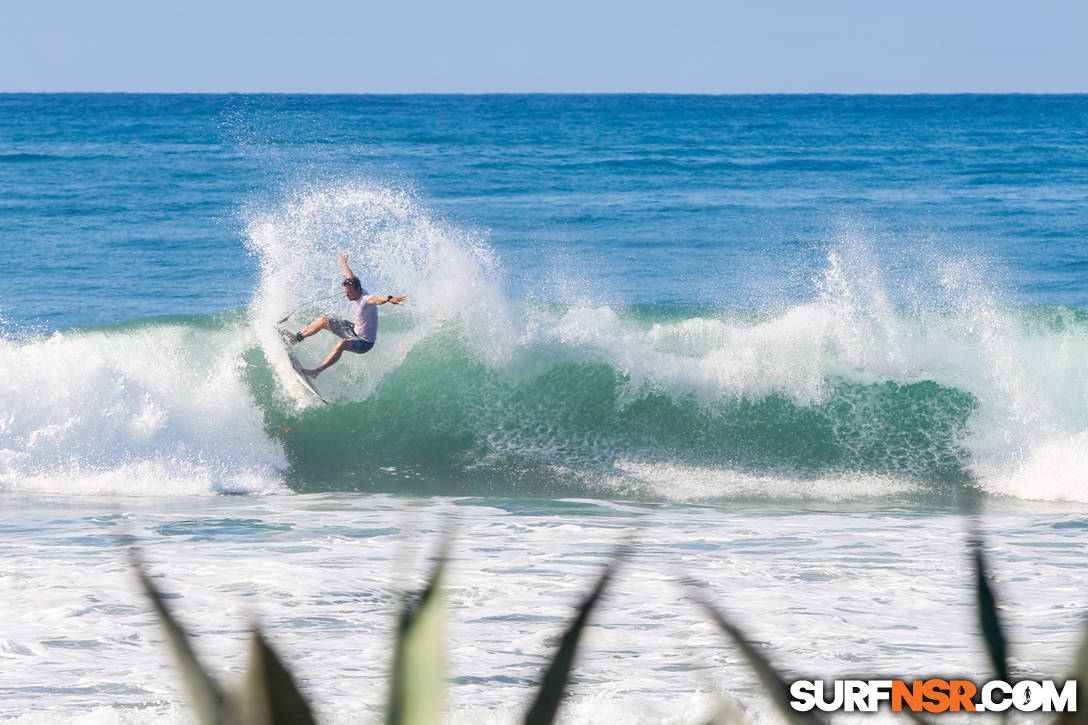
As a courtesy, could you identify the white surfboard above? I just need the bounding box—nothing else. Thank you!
[276,327,329,404]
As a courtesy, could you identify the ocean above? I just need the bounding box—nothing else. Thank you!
[2,94,1087,722]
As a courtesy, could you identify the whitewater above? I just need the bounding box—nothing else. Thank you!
[2,94,1088,723]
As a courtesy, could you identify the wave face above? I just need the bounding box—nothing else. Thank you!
[5,184,1088,502]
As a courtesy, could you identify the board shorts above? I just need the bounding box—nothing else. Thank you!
[328,318,375,354]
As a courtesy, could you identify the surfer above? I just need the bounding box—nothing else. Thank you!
[288,254,407,377]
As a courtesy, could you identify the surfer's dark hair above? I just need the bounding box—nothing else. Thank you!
[342,277,361,289]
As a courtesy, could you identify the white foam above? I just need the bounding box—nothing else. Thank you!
[3,494,1083,722]
[0,322,287,496]
[976,430,1088,502]
[614,459,919,502]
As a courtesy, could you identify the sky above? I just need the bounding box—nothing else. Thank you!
[3,0,1086,93]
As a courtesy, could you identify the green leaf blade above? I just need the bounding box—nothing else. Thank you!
[386,555,446,725]
[132,556,233,725]
[240,629,319,725]
[523,549,625,725]
[970,533,1010,683]
[690,589,823,725]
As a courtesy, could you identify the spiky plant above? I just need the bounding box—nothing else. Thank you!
[133,551,318,725]
[133,543,622,725]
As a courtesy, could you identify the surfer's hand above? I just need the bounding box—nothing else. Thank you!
[390,295,407,305]
[338,254,348,265]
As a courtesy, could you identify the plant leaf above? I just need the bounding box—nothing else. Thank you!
[132,555,234,725]
[240,628,318,725]
[689,589,823,725]
[386,552,446,725]
[523,548,626,725]
[970,532,1010,683]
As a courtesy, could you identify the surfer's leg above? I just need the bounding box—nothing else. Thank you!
[302,339,352,377]
[297,316,332,341]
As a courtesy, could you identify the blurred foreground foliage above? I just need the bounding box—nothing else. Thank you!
[131,527,1087,724]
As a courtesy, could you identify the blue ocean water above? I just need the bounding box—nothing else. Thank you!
[3,95,1088,724]
[3,94,1088,330]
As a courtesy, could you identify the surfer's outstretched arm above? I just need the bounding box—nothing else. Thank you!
[366,294,408,306]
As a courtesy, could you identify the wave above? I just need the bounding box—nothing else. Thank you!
[4,183,1088,502]
[4,301,1085,501]
[252,309,980,495]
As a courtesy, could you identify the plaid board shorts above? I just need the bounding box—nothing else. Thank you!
[327,318,375,354]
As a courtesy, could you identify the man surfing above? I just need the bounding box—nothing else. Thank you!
[285,254,407,377]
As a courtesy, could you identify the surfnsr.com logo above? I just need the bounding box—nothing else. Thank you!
[789,679,1077,713]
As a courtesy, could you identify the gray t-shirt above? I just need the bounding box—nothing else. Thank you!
[351,291,378,342]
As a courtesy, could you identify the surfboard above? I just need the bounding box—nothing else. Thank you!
[276,327,329,404]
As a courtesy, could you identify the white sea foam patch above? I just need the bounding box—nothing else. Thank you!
[932,259,1088,501]
[613,460,919,502]
[2,710,192,725]
[537,304,832,405]
[0,321,287,496]
[975,432,1088,503]
[7,494,1082,723]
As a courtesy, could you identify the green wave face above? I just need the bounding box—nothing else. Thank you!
[247,309,987,498]
[261,354,978,496]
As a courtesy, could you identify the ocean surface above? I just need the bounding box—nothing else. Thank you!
[2,94,1088,722]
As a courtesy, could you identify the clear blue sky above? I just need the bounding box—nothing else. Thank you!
[4,0,1086,93]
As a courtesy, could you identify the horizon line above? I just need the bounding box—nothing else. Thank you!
[2,90,1087,96]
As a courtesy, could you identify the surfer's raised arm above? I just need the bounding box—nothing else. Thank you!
[338,255,406,305]
[338,254,356,281]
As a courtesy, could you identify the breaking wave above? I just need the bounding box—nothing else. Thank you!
[3,184,1087,502]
